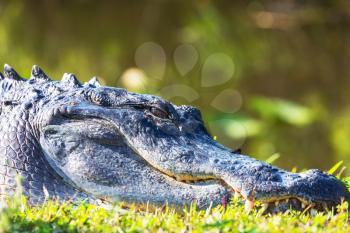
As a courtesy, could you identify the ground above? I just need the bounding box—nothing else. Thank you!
[1,175,350,233]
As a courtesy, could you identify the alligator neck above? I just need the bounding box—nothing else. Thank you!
[0,109,86,203]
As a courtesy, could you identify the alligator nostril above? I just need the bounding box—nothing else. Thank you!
[304,169,335,179]
[231,148,241,154]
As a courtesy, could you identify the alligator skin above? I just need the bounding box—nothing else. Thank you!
[0,64,348,212]
[0,66,88,203]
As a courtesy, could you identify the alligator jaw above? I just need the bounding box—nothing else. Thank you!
[142,154,349,213]
[166,170,348,213]
[141,141,350,213]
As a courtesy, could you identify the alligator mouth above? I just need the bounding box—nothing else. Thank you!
[160,171,343,214]
[123,138,346,213]
[124,136,348,213]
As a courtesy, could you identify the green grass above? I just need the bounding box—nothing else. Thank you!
[1,183,350,233]
[1,168,350,233]
[0,197,349,233]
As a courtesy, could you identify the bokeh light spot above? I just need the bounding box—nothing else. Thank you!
[201,53,235,87]
[173,44,198,76]
[159,84,199,103]
[211,89,242,113]
[120,68,147,92]
[209,119,247,150]
[135,42,166,80]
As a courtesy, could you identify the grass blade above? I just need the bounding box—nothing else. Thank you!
[328,161,343,175]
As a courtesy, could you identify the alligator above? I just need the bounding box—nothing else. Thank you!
[0,64,348,213]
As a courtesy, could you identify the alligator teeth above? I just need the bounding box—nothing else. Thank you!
[244,199,255,212]
[275,200,279,206]
[322,203,328,210]
[234,191,241,199]
[301,202,306,208]
[42,186,49,198]
[310,208,317,216]
[285,198,289,203]
[261,203,269,212]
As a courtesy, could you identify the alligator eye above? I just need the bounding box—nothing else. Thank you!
[90,92,111,106]
[150,107,169,119]
[46,129,58,135]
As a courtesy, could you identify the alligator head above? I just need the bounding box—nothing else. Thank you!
[0,64,348,213]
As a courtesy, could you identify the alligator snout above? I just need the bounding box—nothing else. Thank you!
[215,157,349,212]
[183,142,349,212]
[288,169,350,209]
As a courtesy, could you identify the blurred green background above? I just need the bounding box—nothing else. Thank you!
[0,0,350,173]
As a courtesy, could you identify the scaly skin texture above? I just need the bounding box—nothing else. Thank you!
[0,64,348,212]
